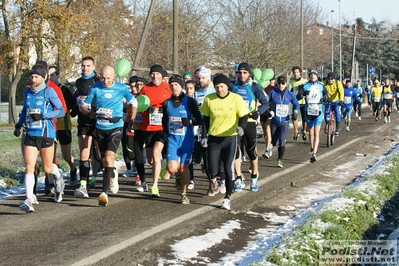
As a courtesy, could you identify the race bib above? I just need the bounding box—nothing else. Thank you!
[373,96,380,102]
[307,103,319,116]
[169,117,184,135]
[149,108,163,125]
[384,93,393,100]
[344,96,352,104]
[27,108,42,129]
[306,85,321,104]
[276,104,289,117]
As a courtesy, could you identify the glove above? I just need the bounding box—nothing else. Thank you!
[148,106,156,114]
[128,119,135,131]
[30,113,44,121]
[267,111,275,118]
[237,127,244,137]
[291,112,297,120]
[88,110,97,119]
[250,111,259,120]
[322,98,327,104]
[339,101,344,106]
[201,138,208,148]
[181,118,192,126]
[303,90,310,96]
[14,126,21,137]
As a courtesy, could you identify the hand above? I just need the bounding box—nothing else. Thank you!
[148,106,156,114]
[201,138,208,148]
[237,127,244,137]
[181,118,192,126]
[267,111,275,118]
[128,119,135,131]
[88,110,97,119]
[291,112,297,121]
[250,111,259,120]
[29,113,44,121]
[14,126,21,137]
[303,90,310,96]
[339,101,344,106]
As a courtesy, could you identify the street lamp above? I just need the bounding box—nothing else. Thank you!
[339,0,342,81]
[331,9,335,72]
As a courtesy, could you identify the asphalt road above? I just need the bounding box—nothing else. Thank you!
[1,107,398,266]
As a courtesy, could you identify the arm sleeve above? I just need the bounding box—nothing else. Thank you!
[238,114,248,130]
[162,100,168,134]
[202,116,210,138]
[188,98,203,126]
[16,89,28,127]
[45,88,65,118]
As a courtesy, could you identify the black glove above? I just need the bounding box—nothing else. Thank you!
[250,111,259,120]
[30,113,44,121]
[267,111,275,118]
[303,90,310,96]
[88,110,97,119]
[128,119,135,131]
[322,98,327,104]
[14,126,21,137]
[148,106,156,114]
[181,118,192,126]
[339,101,344,106]
[291,112,297,121]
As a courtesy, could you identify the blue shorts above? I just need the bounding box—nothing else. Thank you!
[271,122,289,147]
[306,114,323,128]
[166,143,192,165]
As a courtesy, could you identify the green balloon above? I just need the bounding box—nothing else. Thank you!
[262,68,274,81]
[116,59,131,77]
[259,80,269,89]
[136,95,150,112]
[252,68,262,81]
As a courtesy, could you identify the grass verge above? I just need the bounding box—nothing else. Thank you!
[264,153,399,265]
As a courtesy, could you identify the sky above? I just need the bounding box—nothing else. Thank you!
[316,0,398,26]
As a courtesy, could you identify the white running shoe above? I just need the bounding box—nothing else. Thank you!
[19,199,34,213]
[221,198,231,210]
[137,181,148,192]
[219,180,226,194]
[31,194,39,205]
[187,180,195,190]
[109,170,119,194]
[262,148,272,158]
[74,186,89,198]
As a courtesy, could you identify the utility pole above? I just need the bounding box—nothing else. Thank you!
[350,23,357,83]
[132,0,157,75]
[173,0,178,74]
[300,0,304,71]
[331,10,335,72]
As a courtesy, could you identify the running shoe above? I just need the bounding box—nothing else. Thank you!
[384,117,388,123]
[54,192,63,203]
[46,184,55,197]
[74,186,89,198]
[293,132,299,140]
[302,131,308,141]
[388,116,391,123]
[334,131,339,136]
[250,176,259,192]
[355,111,358,117]
[310,153,317,163]
[262,148,272,158]
[123,169,134,177]
[188,180,195,190]
[137,181,148,192]
[175,172,181,190]
[88,177,97,189]
[134,175,141,186]
[241,154,246,162]
[276,159,283,168]
[98,192,108,206]
[234,177,244,192]
[19,198,34,213]
[219,180,226,194]
[109,172,119,194]
[181,193,190,205]
[346,126,350,132]
[207,181,220,196]
[151,186,160,197]
[358,116,361,121]
[221,198,231,210]
[31,194,39,205]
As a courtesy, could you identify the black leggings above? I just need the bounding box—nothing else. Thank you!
[133,130,145,182]
[207,135,237,198]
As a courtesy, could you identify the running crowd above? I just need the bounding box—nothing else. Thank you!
[14,58,399,213]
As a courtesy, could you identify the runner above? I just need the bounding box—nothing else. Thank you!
[370,80,382,121]
[342,80,358,132]
[201,74,249,210]
[296,69,327,163]
[268,76,300,168]
[382,78,394,123]
[323,72,344,135]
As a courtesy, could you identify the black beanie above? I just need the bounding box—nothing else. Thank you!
[213,74,230,87]
[149,64,164,75]
[237,62,251,73]
[169,77,184,89]
[29,67,47,79]
[129,76,138,84]
[34,60,49,72]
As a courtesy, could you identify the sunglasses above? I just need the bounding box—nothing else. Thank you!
[278,82,286,85]
[237,71,248,75]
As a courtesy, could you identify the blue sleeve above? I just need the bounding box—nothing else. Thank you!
[84,86,96,105]
[44,88,65,119]
[16,89,28,127]
[252,83,269,114]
